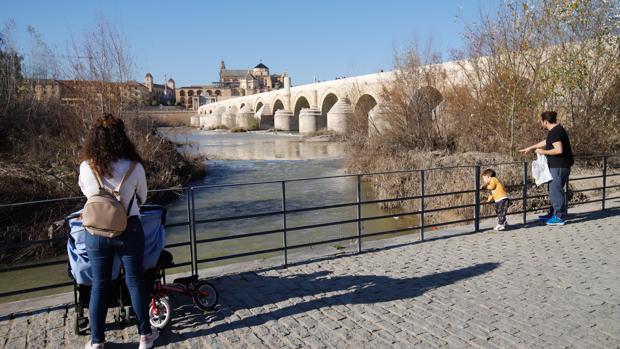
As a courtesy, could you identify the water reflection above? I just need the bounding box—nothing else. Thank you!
[160,128,345,161]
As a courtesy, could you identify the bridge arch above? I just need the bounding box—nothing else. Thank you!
[255,101,264,113]
[272,98,285,114]
[320,92,339,118]
[293,95,311,118]
[416,86,443,112]
[353,94,378,135]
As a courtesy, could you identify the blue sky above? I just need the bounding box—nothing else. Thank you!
[2,0,499,87]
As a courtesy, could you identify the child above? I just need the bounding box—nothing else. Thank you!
[481,169,510,230]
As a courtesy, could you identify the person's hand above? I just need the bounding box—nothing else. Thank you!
[519,147,531,153]
[535,148,544,155]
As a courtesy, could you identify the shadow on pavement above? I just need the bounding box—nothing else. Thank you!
[162,262,499,344]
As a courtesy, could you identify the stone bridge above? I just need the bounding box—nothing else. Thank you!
[191,60,466,134]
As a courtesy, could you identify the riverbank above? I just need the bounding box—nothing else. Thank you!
[0,123,206,265]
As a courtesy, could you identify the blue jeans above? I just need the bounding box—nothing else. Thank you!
[85,216,151,344]
[548,167,571,220]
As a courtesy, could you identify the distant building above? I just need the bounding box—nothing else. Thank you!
[25,73,176,106]
[175,61,285,110]
[143,73,176,104]
[24,79,150,105]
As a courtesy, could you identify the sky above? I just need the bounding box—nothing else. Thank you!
[2,0,499,87]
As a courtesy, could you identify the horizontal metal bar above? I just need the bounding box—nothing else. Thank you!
[606,195,620,200]
[572,187,603,194]
[0,281,73,298]
[479,161,525,167]
[0,196,84,209]
[191,179,286,190]
[525,194,548,200]
[568,198,603,206]
[0,236,67,251]
[607,173,620,178]
[606,184,620,189]
[423,189,477,199]
[0,258,67,273]
[164,241,191,248]
[1,155,616,209]
[424,203,476,213]
[164,222,190,228]
[0,187,185,209]
[425,218,474,229]
[195,228,285,244]
[361,226,420,239]
[360,210,421,222]
[287,235,361,250]
[170,261,192,268]
[196,246,285,264]
[286,218,359,232]
[285,201,358,214]
[569,175,603,181]
[360,195,422,206]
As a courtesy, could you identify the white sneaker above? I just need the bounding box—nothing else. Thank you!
[497,224,506,231]
[493,224,502,231]
[84,341,105,349]
[139,329,159,349]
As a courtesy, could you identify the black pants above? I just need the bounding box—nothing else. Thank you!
[495,199,510,225]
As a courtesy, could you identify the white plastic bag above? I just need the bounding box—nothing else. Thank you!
[532,153,553,186]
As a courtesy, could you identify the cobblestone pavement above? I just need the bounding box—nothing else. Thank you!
[2,209,619,348]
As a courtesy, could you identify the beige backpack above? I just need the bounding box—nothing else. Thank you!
[82,161,139,238]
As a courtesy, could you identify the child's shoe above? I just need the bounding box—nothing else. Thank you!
[546,215,566,226]
[496,224,506,231]
[493,224,502,231]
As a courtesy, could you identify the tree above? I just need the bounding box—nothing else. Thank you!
[0,23,23,116]
[448,0,620,155]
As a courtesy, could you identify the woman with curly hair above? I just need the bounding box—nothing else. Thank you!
[79,114,158,349]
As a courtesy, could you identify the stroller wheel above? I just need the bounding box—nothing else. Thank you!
[192,281,218,311]
[149,297,171,329]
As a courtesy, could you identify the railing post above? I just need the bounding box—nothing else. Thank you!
[281,181,288,267]
[419,170,425,241]
[187,188,196,277]
[602,156,607,211]
[565,171,569,208]
[474,166,481,232]
[356,175,362,253]
[522,162,528,225]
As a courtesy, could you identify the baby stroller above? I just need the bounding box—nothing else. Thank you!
[67,205,167,335]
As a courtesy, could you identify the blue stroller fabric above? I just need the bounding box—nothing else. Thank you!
[67,207,166,285]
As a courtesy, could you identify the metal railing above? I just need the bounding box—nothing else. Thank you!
[1,155,618,300]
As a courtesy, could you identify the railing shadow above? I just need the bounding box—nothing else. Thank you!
[161,262,499,344]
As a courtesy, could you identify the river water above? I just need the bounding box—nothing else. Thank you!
[1,128,419,303]
[161,128,419,272]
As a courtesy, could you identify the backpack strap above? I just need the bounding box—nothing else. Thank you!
[89,163,106,191]
[115,161,138,195]
[116,161,142,214]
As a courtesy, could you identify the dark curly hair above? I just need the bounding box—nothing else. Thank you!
[81,114,143,177]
